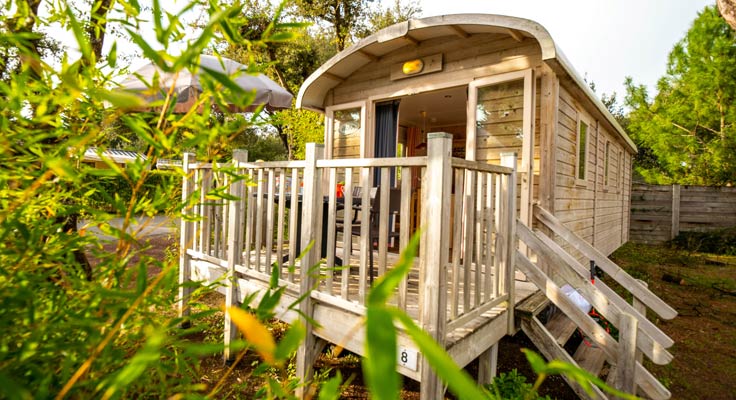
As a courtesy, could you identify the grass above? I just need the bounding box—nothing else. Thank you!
[610,242,736,400]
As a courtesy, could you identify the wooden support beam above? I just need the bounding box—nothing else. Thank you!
[358,49,379,62]
[477,343,498,385]
[322,72,345,82]
[506,28,524,42]
[403,34,420,45]
[450,25,470,38]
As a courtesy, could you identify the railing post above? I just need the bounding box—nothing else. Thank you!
[632,279,648,366]
[178,152,195,327]
[670,184,681,240]
[420,133,453,400]
[615,312,638,397]
[296,143,324,395]
[224,150,247,362]
[501,153,517,334]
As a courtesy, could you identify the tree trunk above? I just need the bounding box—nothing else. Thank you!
[718,0,736,30]
[86,0,115,61]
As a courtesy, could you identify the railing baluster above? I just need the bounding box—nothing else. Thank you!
[475,171,484,307]
[358,166,371,304]
[244,169,254,271]
[255,168,264,272]
[451,168,464,319]
[325,167,338,294]
[462,169,476,313]
[398,167,412,311]
[276,168,286,276]
[265,168,275,274]
[288,168,299,280]
[341,167,353,300]
[484,172,495,302]
[377,167,390,278]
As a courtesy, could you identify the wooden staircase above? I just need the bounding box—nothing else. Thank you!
[513,205,677,400]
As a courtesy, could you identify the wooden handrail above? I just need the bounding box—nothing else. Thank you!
[532,228,673,348]
[534,205,677,320]
[515,251,671,400]
[516,222,673,364]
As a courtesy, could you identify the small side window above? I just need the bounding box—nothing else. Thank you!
[576,116,589,183]
[604,141,611,187]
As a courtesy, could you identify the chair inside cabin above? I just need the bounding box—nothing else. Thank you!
[337,186,401,282]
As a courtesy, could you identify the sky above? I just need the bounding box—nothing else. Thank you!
[38,0,715,102]
[416,0,715,100]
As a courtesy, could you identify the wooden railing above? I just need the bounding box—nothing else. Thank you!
[516,205,677,399]
[178,134,518,381]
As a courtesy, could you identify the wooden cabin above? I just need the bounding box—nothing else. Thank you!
[297,13,637,257]
[179,14,676,400]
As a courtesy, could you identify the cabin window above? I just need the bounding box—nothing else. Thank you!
[331,106,362,159]
[576,116,589,183]
[604,141,611,187]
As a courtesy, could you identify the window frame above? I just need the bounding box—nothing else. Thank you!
[575,113,590,186]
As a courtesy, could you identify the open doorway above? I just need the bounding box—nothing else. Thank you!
[375,86,467,234]
[396,85,468,159]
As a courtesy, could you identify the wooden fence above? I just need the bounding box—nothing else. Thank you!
[630,183,736,244]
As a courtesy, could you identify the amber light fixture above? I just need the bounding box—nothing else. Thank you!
[402,59,424,75]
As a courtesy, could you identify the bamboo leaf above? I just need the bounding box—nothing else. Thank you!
[318,372,343,400]
[273,322,306,362]
[227,306,277,365]
[392,310,490,400]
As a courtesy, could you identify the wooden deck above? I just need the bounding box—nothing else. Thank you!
[179,135,521,393]
[178,135,676,399]
[187,242,537,381]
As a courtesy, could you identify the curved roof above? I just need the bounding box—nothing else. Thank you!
[296,14,635,152]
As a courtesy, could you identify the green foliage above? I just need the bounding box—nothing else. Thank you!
[274,108,325,159]
[625,5,736,185]
[364,0,422,34]
[670,227,736,255]
[0,0,305,397]
[82,169,183,214]
[484,369,551,400]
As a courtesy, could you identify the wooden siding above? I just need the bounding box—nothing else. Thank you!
[554,86,631,256]
[329,33,542,106]
[630,184,736,244]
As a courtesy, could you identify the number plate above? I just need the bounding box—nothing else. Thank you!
[397,346,418,371]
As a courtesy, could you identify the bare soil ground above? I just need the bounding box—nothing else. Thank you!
[105,235,736,399]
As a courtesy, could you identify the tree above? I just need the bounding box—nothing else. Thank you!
[624,5,736,185]
[364,0,421,33]
[718,0,736,30]
[294,0,371,51]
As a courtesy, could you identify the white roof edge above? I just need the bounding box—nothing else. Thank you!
[297,13,635,152]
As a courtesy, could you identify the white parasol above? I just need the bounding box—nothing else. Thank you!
[118,55,293,112]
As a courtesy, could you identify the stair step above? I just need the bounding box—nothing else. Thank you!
[516,290,550,317]
[545,311,578,346]
[573,341,608,376]
[521,317,609,400]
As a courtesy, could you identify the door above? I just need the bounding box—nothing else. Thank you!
[467,69,535,226]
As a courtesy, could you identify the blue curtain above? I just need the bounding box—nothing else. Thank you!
[374,100,400,186]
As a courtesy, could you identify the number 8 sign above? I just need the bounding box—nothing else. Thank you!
[397,346,418,371]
